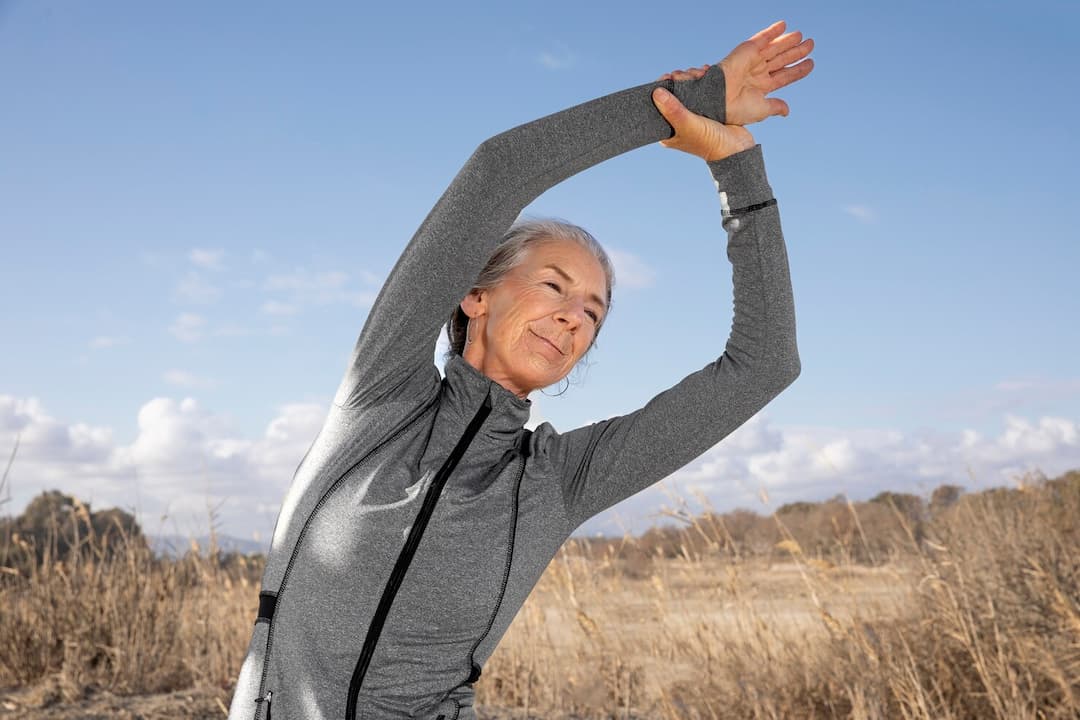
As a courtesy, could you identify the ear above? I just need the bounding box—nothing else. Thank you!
[459,288,487,319]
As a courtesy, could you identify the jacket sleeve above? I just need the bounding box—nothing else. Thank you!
[545,143,801,531]
[332,65,731,410]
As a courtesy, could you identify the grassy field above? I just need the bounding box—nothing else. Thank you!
[1,470,1077,719]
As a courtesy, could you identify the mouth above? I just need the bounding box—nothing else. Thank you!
[531,330,565,356]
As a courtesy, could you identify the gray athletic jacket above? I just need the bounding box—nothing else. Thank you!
[227,63,800,720]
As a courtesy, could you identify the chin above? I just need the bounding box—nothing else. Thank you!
[515,373,561,396]
[511,358,571,395]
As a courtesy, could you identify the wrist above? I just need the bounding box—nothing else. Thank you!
[703,138,755,162]
[706,144,773,209]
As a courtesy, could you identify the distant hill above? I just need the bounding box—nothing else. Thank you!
[148,533,269,558]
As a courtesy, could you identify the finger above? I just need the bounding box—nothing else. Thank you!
[768,97,790,118]
[768,57,814,91]
[674,66,708,79]
[766,38,814,75]
[748,19,786,48]
[764,31,803,61]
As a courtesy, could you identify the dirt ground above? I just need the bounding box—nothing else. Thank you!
[0,679,230,719]
[0,680,547,720]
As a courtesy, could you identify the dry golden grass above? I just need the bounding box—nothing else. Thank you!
[0,502,257,706]
[1,470,1078,719]
[478,472,1080,719]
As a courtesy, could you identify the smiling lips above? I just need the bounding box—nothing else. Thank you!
[532,330,566,356]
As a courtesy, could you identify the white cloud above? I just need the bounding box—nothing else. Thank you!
[266,269,348,294]
[537,42,576,70]
[844,205,876,223]
[163,370,215,389]
[174,272,222,304]
[189,248,225,270]
[358,270,383,287]
[606,247,656,289]
[0,393,327,544]
[261,300,298,317]
[0,396,114,465]
[89,336,129,350]
[933,375,1080,420]
[213,324,253,337]
[354,291,379,307]
[169,313,205,343]
[993,376,1080,394]
[264,268,380,310]
[4,390,1077,545]
[574,409,1080,537]
[1000,414,1078,454]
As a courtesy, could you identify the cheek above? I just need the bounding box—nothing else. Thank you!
[503,295,547,332]
[490,306,527,350]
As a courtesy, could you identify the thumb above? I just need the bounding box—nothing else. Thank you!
[769,97,790,118]
[653,87,692,149]
[652,87,686,124]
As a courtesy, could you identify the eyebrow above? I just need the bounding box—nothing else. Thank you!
[543,264,607,313]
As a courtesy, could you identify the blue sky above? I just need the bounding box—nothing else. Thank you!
[2,1,1078,544]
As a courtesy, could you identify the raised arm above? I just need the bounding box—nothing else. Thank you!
[545,142,801,530]
[332,65,731,410]
[539,21,814,530]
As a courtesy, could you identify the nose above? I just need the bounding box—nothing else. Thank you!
[554,299,586,331]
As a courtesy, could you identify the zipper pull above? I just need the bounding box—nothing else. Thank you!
[255,690,272,720]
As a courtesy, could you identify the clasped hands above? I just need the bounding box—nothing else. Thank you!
[653,20,815,162]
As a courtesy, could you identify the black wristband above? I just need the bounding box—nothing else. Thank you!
[729,198,777,216]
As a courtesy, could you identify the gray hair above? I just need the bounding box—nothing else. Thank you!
[446,216,615,359]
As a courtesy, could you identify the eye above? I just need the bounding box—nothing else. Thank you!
[543,281,562,292]
[586,310,600,323]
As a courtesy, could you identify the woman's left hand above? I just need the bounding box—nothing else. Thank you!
[651,88,755,162]
[657,19,815,126]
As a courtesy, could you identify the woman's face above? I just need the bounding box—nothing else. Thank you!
[461,237,608,398]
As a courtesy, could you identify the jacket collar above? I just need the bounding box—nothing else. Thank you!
[442,353,531,442]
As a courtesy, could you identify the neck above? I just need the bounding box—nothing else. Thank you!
[461,343,530,399]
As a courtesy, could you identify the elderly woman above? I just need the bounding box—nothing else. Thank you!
[228,19,813,720]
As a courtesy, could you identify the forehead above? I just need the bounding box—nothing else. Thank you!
[519,238,607,291]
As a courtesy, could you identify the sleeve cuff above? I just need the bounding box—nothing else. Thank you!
[705,144,774,212]
[666,62,726,125]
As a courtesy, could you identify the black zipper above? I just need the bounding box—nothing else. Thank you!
[463,430,530,687]
[253,690,271,719]
[345,394,493,720]
[252,391,441,720]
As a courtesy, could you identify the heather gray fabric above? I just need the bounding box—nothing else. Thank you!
[227,63,800,720]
